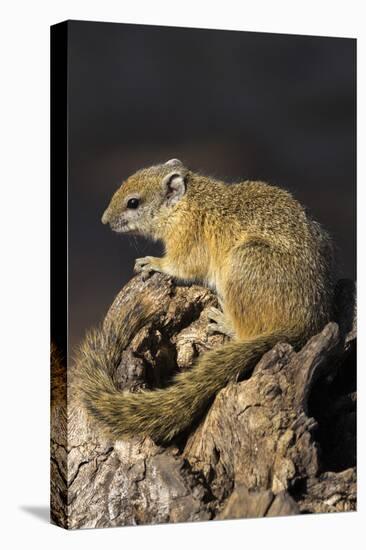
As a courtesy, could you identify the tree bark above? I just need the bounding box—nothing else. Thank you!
[51,275,356,528]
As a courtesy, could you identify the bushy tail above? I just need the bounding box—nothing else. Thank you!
[77,317,297,443]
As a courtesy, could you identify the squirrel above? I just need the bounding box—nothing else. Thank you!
[77,158,335,443]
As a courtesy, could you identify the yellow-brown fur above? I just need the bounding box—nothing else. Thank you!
[77,159,335,442]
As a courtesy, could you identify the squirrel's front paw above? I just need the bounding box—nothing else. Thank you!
[134,256,161,280]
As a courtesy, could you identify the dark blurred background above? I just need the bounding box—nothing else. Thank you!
[67,20,356,353]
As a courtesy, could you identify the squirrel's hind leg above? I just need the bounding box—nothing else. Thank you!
[207,306,234,337]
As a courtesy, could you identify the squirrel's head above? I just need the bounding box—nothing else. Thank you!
[102,159,189,238]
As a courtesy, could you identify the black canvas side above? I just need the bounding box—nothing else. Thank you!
[50,20,68,529]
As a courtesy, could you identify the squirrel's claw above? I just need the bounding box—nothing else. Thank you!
[207,307,234,338]
[134,256,159,280]
[207,306,224,323]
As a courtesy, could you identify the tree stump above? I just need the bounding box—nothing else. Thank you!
[51,275,356,528]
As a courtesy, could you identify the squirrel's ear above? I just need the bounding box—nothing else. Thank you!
[162,172,187,206]
[165,158,183,167]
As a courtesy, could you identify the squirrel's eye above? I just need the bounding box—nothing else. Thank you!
[127,198,140,209]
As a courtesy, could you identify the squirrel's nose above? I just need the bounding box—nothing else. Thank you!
[101,209,110,225]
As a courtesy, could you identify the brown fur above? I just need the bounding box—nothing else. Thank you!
[77,159,335,442]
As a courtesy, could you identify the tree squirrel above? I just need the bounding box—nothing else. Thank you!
[78,159,334,442]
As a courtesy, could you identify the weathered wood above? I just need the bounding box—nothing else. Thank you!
[51,275,356,528]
